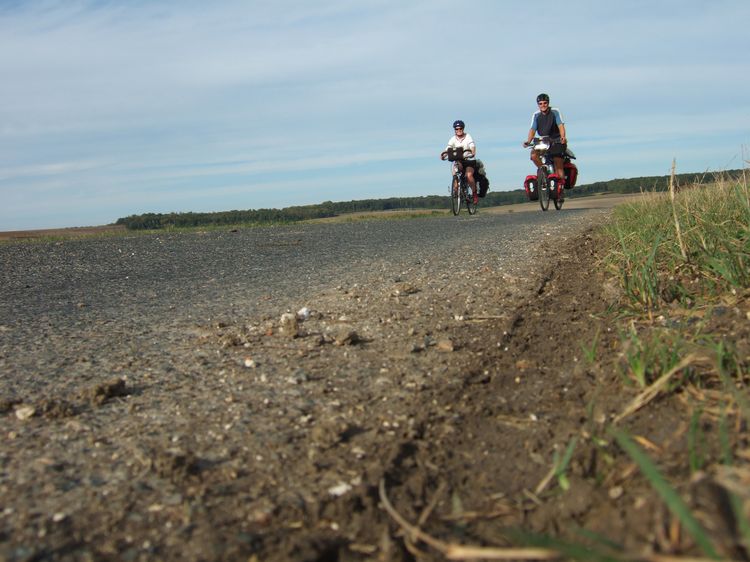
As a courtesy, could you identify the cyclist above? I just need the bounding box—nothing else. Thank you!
[440,120,479,204]
[523,93,567,187]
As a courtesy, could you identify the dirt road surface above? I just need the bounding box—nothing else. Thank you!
[1,195,684,561]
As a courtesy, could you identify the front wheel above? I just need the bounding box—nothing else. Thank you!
[538,167,550,211]
[451,176,461,215]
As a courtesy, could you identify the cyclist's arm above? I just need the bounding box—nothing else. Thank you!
[551,109,566,144]
[440,140,453,159]
[462,134,476,158]
[525,128,536,146]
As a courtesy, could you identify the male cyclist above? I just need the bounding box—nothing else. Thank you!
[440,120,479,204]
[523,93,567,187]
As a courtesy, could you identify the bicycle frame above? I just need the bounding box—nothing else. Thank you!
[449,158,477,216]
[527,137,564,211]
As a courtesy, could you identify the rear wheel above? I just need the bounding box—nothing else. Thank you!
[451,176,461,215]
[538,167,550,211]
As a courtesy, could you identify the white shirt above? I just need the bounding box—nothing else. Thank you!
[445,133,476,158]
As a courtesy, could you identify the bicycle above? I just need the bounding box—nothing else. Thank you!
[444,147,477,216]
[525,137,565,211]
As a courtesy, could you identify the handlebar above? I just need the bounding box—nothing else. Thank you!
[443,147,475,161]
[524,136,562,151]
[523,137,562,151]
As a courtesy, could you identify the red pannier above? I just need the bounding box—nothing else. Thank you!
[524,175,539,201]
[564,162,578,189]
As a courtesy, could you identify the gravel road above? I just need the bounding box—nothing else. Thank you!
[1,206,610,397]
[0,200,624,561]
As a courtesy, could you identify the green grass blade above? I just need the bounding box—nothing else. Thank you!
[571,526,626,552]
[555,436,579,492]
[507,529,626,562]
[610,428,720,559]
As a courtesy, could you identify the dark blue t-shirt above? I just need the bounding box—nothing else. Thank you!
[530,108,564,139]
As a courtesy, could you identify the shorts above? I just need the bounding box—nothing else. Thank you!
[548,141,567,159]
[455,159,477,173]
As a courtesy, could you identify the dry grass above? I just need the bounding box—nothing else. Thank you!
[0,224,126,242]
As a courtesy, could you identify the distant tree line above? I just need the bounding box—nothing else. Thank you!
[115,169,745,230]
[563,169,744,198]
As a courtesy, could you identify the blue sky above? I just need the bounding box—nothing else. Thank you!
[1,0,748,230]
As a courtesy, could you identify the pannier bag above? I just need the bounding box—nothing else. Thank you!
[476,159,490,197]
[478,176,489,197]
[446,147,464,161]
[524,175,539,201]
[564,162,578,188]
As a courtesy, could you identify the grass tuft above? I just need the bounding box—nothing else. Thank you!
[610,428,720,559]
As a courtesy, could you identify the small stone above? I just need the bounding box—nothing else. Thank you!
[351,446,366,459]
[279,313,299,338]
[296,307,311,321]
[290,371,309,384]
[334,328,359,346]
[392,282,419,296]
[15,406,36,420]
[327,481,352,497]
[436,339,454,352]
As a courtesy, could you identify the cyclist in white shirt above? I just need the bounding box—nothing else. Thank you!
[440,120,478,204]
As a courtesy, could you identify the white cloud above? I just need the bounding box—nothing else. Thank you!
[0,0,749,230]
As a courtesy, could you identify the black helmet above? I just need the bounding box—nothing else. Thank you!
[452,120,465,129]
[536,93,550,103]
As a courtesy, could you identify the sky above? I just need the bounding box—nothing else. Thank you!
[1,0,749,231]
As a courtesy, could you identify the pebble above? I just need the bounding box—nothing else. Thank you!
[15,406,36,421]
[296,307,311,320]
[334,328,359,346]
[279,313,299,338]
[327,481,352,497]
[436,339,454,352]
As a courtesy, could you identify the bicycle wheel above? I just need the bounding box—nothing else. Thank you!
[450,176,461,215]
[552,178,564,210]
[538,167,550,211]
[465,182,477,215]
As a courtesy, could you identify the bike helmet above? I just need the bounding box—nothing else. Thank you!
[452,120,465,129]
[536,93,550,103]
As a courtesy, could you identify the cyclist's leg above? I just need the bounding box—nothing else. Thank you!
[465,165,478,204]
[465,166,477,193]
[452,162,462,195]
[553,155,565,186]
[549,143,566,184]
[530,151,542,168]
